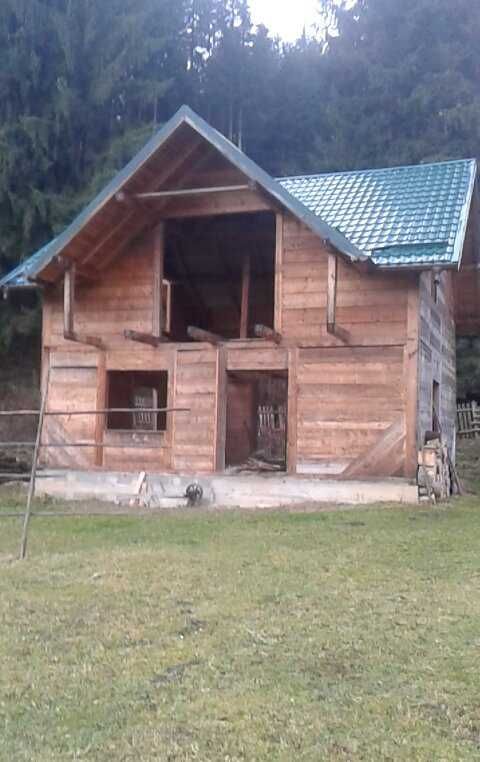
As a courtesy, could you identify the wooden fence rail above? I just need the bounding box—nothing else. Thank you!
[0,401,191,560]
[457,401,480,439]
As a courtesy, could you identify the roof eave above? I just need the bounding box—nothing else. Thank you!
[452,159,477,271]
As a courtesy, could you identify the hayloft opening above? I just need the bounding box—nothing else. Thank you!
[106,371,168,432]
[225,370,288,472]
[164,212,275,341]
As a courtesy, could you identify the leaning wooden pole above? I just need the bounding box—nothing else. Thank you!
[19,367,51,560]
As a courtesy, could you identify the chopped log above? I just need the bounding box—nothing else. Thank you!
[64,330,104,350]
[187,326,223,345]
[124,329,167,347]
[254,324,282,344]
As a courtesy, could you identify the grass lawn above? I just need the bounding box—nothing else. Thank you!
[1,484,480,759]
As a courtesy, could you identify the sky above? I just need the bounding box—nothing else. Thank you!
[250,0,320,41]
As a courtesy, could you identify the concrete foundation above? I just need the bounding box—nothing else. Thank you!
[35,470,419,508]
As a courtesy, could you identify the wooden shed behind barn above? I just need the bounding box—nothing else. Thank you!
[1,106,478,492]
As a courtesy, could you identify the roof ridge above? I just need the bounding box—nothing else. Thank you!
[278,157,477,183]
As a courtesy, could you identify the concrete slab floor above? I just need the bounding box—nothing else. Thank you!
[34,470,419,508]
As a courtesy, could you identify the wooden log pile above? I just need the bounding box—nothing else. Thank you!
[417,437,451,503]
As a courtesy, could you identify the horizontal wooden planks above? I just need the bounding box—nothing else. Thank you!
[171,348,218,472]
[295,345,405,472]
[279,217,409,346]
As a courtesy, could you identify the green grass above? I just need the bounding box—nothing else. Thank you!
[1,491,480,760]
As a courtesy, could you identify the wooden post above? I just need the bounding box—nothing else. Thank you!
[19,367,51,560]
[214,347,227,472]
[152,222,165,338]
[287,348,298,474]
[404,276,420,478]
[327,252,337,333]
[274,213,283,333]
[240,253,251,338]
[64,264,75,335]
[95,354,106,467]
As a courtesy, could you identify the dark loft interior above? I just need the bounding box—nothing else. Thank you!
[164,211,276,341]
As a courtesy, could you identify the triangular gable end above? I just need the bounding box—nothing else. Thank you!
[1,106,365,288]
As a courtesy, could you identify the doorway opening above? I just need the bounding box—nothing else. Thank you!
[225,370,288,472]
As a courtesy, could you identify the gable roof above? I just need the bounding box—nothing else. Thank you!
[0,105,364,290]
[0,106,477,291]
[280,158,477,267]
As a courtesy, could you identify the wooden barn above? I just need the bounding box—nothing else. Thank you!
[1,106,479,499]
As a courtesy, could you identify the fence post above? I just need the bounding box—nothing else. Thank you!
[19,368,51,560]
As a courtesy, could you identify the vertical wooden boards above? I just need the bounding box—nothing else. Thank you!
[287,347,298,474]
[152,223,165,337]
[172,348,218,472]
[295,346,405,477]
[274,212,284,333]
[417,270,457,460]
[404,276,420,478]
[240,253,251,338]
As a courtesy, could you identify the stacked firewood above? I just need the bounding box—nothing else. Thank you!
[417,437,452,503]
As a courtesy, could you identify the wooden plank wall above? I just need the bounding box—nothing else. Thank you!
[46,234,154,348]
[40,204,423,479]
[417,271,457,457]
[296,346,405,476]
[171,348,219,472]
[281,215,411,477]
[42,351,99,468]
[281,217,410,346]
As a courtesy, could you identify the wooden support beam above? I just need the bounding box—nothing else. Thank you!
[64,330,105,350]
[240,253,251,338]
[63,264,104,348]
[187,326,223,345]
[152,222,165,337]
[136,184,251,200]
[326,252,350,344]
[124,329,167,347]
[253,324,282,344]
[56,255,98,282]
[162,190,271,219]
[326,251,337,333]
[274,213,283,333]
[84,138,205,268]
[63,264,75,335]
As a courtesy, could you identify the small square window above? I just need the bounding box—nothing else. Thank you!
[107,371,168,431]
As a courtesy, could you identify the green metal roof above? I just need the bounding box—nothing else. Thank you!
[0,107,477,291]
[280,158,477,267]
